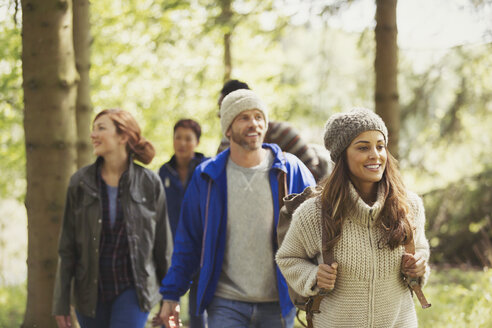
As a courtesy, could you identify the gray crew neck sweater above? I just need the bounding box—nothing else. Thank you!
[215,150,279,302]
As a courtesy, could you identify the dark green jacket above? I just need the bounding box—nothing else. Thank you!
[52,158,173,317]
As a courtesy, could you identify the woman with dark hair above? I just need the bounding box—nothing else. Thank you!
[158,118,208,328]
[276,108,430,327]
[53,109,173,328]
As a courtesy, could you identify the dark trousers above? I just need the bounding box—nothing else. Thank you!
[76,288,149,328]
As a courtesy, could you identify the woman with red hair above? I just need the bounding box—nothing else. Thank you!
[53,109,173,328]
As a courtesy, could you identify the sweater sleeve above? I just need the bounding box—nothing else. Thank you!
[276,197,322,297]
[409,192,431,286]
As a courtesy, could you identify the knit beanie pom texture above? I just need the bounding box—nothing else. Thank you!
[220,89,269,137]
[323,108,388,162]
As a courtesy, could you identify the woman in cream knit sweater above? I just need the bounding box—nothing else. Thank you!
[276,108,430,327]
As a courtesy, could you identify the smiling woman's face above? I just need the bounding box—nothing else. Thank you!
[346,130,387,190]
[90,114,126,157]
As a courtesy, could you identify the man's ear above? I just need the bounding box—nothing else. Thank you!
[225,127,231,138]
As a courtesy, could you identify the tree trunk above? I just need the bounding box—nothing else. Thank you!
[220,0,233,82]
[73,0,93,168]
[375,0,399,157]
[224,32,232,82]
[21,0,78,326]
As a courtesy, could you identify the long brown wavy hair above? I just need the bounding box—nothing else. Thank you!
[320,149,413,253]
[94,109,155,164]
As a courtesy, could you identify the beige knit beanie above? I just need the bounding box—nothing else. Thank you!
[219,89,269,137]
[323,108,388,163]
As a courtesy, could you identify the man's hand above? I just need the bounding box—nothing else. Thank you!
[55,315,72,328]
[152,301,181,328]
[316,262,338,291]
[402,253,426,278]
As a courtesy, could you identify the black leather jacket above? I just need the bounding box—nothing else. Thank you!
[52,158,173,317]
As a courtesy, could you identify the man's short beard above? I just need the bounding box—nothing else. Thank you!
[230,129,264,151]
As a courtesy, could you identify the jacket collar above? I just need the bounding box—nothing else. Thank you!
[81,156,137,192]
[202,143,286,181]
[165,152,206,174]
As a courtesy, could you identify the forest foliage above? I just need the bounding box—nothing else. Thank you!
[0,0,491,277]
[0,0,491,326]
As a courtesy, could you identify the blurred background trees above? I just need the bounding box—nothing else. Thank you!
[0,0,491,326]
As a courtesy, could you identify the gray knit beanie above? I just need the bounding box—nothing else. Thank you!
[323,108,388,162]
[220,89,269,137]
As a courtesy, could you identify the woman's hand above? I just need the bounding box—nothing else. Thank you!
[316,262,338,290]
[152,301,181,328]
[55,315,72,328]
[401,253,426,278]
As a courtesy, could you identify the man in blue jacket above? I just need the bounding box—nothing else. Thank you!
[153,89,315,328]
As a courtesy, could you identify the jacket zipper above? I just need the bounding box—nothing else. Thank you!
[367,209,375,328]
[198,179,213,313]
[200,179,212,268]
[272,170,284,316]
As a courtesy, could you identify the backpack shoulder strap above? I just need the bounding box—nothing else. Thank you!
[403,230,431,308]
[277,152,289,207]
[277,170,288,209]
[321,217,334,265]
[404,231,416,255]
[307,197,334,328]
[306,215,332,328]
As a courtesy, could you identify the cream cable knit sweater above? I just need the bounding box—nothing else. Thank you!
[276,183,430,328]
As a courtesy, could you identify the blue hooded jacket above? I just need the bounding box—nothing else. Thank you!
[159,143,315,317]
[158,152,207,240]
